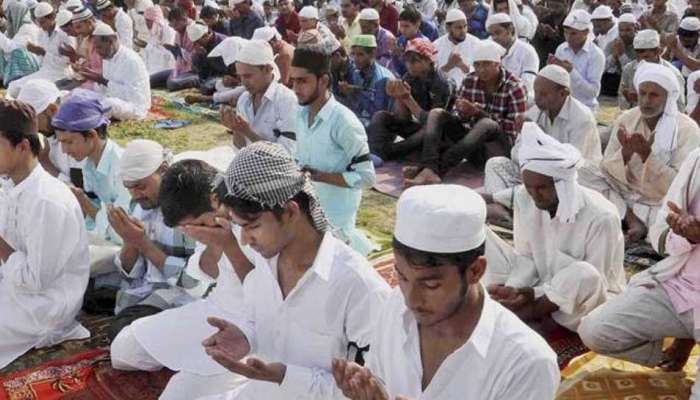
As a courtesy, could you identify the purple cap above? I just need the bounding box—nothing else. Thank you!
[52,89,111,132]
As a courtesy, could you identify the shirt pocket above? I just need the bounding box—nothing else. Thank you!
[285,320,344,370]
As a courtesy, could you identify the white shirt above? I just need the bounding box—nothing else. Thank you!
[235,80,299,155]
[0,165,90,369]
[366,288,560,400]
[115,8,134,50]
[434,32,480,88]
[227,232,391,399]
[555,38,606,110]
[501,38,539,103]
[100,45,152,117]
[405,0,437,21]
[594,23,618,54]
[37,27,75,77]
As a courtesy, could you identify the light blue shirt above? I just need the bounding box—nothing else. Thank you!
[295,96,376,255]
[83,139,131,244]
[554,38,605,110]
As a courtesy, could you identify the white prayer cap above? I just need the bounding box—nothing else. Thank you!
[34,2,53,18]
[590,5,613,19]
[395,185,486,253]
[518,122,584,223]
[64,0,82,10]
[236,39,275,66]
[252,26,280,42]
[472,40,506,63]
[680,16,700,31]
[208,36,247,66]
[359,7,379,21]
[120,139,173,182]
[633,29,660,49]
[563,9,592,31]
[633,61,681,163]
[618,13,636,24]
[187,22,209,43]
[537,64,570,88]
[445,9,466,23]
[229,0,246,5]
[56,9,72,26]
[71,6,93,22]
[486,12,512,29]
[92,20,116,36]
[299,5,318,19]
[17,79,61,114]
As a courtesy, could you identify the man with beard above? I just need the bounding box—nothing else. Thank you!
[434,10,477,89]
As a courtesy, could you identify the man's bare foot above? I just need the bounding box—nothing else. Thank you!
[624,210,648,243]
[487,203,513,229]
[659,338,695,372]
[404,168,442,187]
[402,165,422,179]
[185,94,209,104]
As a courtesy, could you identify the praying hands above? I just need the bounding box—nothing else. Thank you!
[617,125,651,164]
[179,216,235,252]
[107,206,146,248]
[667,201,700,244]
[455,98,484,120]
[332,359,413,400]
[74,64,108,86]
[385,80,412,100]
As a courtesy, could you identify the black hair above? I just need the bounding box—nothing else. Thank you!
[0,100,41,156]
[399,5,422,23]
[392,238,485,275]
[77,124,109,140]
[167,6,186,20]
[160,159,218,227]
[200,5,219,18]
[213,179,313,223]
[291,48,330,77]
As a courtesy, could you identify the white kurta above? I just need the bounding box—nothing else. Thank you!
[0,165,90,369]
[115,9,134,50]
[501,38,540,104]
[142,23,176,74]
[594,23,618,54]
[485,185,627,331]
[99,45,152,120]
[366,288,560,400]
[434,32,480,88]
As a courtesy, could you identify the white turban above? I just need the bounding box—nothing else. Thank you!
[34,2,53,18]
[120,139,173,182]
[56,9,72,26]
[633,61,681,164]
[236,39,275,66]
[208,36,247,66]
[17,79,62,114]
[187,23,208,43]
[252,26,280,42]
[487,0,522,37]
[537,64,570,88]
[633,29,660,49]
[518,122,584,223]
[473,40,506,63]
[486,12,512,29]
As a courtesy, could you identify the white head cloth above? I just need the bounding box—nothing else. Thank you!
[486,12,512,29]
[253,26,280,42]
[487,0,522,37]
[680,16,700,31]
[591,4,613,19]
[17,79,61,114]
[235,39,275,66]
[358,7,379,21]
[93,21,116,36]
[187,22,208,43]
[473,40,506,63]
[395,184,486,253]
[56,8,72,26]
[34,2,53,18]
[209,36,247,66]
[633,29,660,49]
[120,139,173,182]
[563,9,592,31]
[618,12,636,24]
[537,64,570,88]
[633,61,681,164]
[445,8,466,23]
[518,122,584,224]
[299,5,318,19]
[64,0,82,11]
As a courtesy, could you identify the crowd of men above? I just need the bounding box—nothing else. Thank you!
[4,0,700,398]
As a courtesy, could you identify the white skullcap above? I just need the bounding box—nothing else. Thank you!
[680,16,700,31]
[445,8,466,23]
[299,5,318,19]
[120,139,173,182]
[633,29,660,49]
[187,22,208,42]
[359,7,379,21]
[235,39,275,66]
[563,9,592,31]
[229,0,246,5]
[209,36,247,66]
[34,2,53,18]
[92,21,116,36]
[56,9,72,26]
[518,122,584,223]
[17,79,61,114]
[64,0,82,10]
[537,64,570,88]
[252,26,280,42]
[618,12,636,24]
[591,4,613,19]
[395,185,486,253]
[71,6,93,22]
[486,12,512,29]
[472,40,506,63]
[634,61,681,164]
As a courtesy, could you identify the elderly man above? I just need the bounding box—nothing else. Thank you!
[405,41,527,186]
[367,38,453,165]
[580,62,700,243]
[358,7,395,69]
[7,3,76,98]
[486,12,539,103]
[434,9,479,89]
[332,184,560,400]
[228,0,264,39]
[220,40,298,154]
[484,123,626,334]
[73,22,151,121]
[0,99,90,370]
[603,13,637,96]
[580,147,700,394]
[95,0,133,50]
[619,29,685,110]
[550,10,605,110]
[485,65,602,194]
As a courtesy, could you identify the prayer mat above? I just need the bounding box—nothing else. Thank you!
[557,369,693,399]
[150,92,220,121]
[373,160,484,198]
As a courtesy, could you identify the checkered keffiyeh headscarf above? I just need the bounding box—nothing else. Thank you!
[216,142,330,232]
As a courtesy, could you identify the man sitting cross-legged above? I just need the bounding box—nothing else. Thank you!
[332,184,559,400]
[483,122,626,334]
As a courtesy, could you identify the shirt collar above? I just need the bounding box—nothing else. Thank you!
[95,140,118,177]
[7,163,44,197]
[304,95,337,126]
[555,96,574,121]
[308,231,336,281]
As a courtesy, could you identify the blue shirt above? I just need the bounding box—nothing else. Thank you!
[295,96,376,255]
[469,4,490,39]
[347,61,395,127]
[420,20,439,41]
